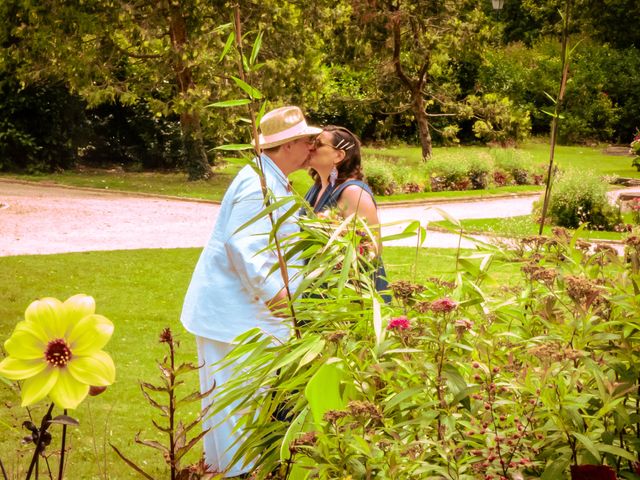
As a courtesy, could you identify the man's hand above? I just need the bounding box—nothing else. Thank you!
[265,289,290,317]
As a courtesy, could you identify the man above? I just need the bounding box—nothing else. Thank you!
[180,106,321,478]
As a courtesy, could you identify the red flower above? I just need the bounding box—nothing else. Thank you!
[387,316,411,330]
[430,297,458,313]
[570,464,617,480]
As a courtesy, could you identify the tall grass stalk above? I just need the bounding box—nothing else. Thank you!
[539,0,575,234]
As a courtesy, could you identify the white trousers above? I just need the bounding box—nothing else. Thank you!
[196,336,253,478]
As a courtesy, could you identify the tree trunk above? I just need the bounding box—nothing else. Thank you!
[167,1,211,180]
[412,91,432,161]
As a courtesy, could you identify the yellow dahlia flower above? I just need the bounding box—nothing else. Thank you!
[0,295,116,409]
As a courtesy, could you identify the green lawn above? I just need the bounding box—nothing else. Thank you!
[2,141,634,203]
[0,246,518,478]
[430,214,633,241]
[369,139,639,179]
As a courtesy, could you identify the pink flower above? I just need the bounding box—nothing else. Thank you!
[387,316,411,331]
[429,297,458,313]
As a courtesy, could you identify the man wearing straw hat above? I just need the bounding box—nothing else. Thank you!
[180,106,321,478]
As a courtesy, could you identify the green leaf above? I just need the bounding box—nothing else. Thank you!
[231,76,263,99]
[296,338,326,372]
[304,361,347,426]
[279,408,309,461]
[597,443,637,462]
[207,99,251,108]
[213,143,253,151]
[250,30,263,66]
[372,298,383,347]
[541,456,570,480]
[219,31,235,62]
[573,432,601,463]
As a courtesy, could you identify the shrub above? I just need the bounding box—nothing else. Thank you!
[466,157,492,190]
[83,101,184,170]
[428,157,470,191]
[491,148,537,185]
[363,157,397,195]
[542,170,620,230]
[390,165,425,193]
[0,75,87,173]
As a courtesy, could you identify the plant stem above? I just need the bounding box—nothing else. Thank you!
[0,457,8,480]
[232,4,300,338]
[26,403,55,480]
[169,337,176,480]
[538,0,573,234]
[57,409,68,480]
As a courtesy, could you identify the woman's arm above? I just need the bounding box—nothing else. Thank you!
[338,185,382,251]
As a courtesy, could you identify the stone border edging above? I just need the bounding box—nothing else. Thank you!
[0,177,221,205]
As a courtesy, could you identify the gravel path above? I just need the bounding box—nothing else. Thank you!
[1,179,632,257]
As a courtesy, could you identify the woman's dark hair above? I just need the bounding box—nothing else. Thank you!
[311,125,363,185]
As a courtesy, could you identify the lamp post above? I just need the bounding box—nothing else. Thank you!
[491,0,504,21]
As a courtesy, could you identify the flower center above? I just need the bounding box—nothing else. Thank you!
[44,339,72,367]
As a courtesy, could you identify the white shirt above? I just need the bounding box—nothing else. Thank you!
[180,154,300,343]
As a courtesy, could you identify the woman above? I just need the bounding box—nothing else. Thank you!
[305,125,389,298]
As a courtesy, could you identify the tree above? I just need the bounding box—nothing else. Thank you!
[6,0,234,180]
[322,0,490,160]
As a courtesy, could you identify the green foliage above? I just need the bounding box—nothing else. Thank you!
[83,101,185,170]
[110,328,212,479]
[363,158,398,196]
[463,93,532,145]
[0,75,86,173]
[478,39,640,144]
[491,148,545,186]
[541,170,621,230]
[213,220,640,479]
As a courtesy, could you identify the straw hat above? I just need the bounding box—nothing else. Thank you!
[253,106,321,149]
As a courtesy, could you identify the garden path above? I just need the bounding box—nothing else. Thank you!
[0,179,637,257]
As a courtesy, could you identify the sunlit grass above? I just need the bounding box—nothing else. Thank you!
[429,214,634,241]
[1,246,514,478]
[3,141,633,203]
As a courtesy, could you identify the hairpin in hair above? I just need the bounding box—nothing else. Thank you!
[335,138,355,151]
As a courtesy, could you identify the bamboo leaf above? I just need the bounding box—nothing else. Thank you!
[219,31,235,62]
[208,99,251,108]
[231,76,263,99]
[250,30,263,66]
[213,143,253,151]
[296,338,326,372]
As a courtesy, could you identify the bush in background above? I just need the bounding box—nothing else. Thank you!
[364,157,398,195]
[363,148,546,195]
[82,101,185,171]
[540,169,620,230]
[0,75,87,173]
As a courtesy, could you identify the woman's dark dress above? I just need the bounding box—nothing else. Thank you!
[304,179,390,301]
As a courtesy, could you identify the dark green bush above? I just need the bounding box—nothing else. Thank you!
[543,170,620,230]
[83,101,184,171]
[477,40,640,144]
[0,75,87,173]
